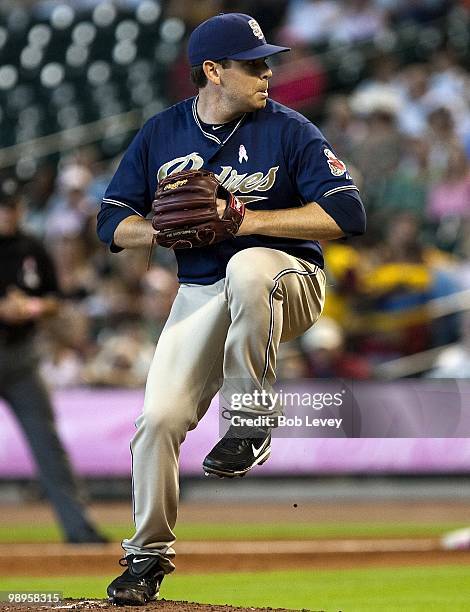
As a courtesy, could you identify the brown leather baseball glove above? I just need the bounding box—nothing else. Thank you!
[151,169,245,249]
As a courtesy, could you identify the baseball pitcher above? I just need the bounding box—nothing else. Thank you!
[97,12,366,605]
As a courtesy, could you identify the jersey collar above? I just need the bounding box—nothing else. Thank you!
[192,96,246,146]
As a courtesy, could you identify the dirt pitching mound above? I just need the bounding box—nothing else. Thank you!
[0,601,307,612]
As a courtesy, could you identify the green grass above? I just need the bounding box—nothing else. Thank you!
[0,522,466,543]
[1,566,470,611]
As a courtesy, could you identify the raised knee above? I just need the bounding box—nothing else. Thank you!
[226,250,274,298]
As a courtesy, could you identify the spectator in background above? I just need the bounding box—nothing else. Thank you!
[322,215,436,362]
[350,108,402,209]
[428,144,470,221]
[428,49,470,143]
[322,95,366,163]
[332,0,387,44]
[426,106,462,178]
[356,53,401,92]
[81,261,178,373]
[300,317,371,378]
[22,162,56,237]
[396,64,435,137]
[280,0,340,45]
[44,164,95,241]
[38,304,93,388]
[357,212,452,357]
[49,234,99,300]
[84,275,142,328]
[351,53,403,115]
[375,135,430,219]
[0,177,106,543]
[40,335,84,388]
[83,321,154,387]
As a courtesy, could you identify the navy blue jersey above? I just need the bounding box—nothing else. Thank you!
[98,97,365,284]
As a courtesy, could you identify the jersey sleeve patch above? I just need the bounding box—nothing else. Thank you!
[324,148,347,177]
[285,121,357,203]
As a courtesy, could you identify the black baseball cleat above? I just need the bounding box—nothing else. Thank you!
[107,554,164,606]
[203,425,271,478]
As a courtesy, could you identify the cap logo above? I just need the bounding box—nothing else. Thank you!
[248,19,264,40]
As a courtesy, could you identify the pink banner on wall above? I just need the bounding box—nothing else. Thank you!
[1,387,470,478]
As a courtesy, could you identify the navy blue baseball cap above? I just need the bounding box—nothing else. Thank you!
[188,13,290,67]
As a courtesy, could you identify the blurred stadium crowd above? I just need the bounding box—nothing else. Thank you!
[1,0,470,386]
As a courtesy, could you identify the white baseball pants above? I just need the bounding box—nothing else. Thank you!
[122,247,326,571]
